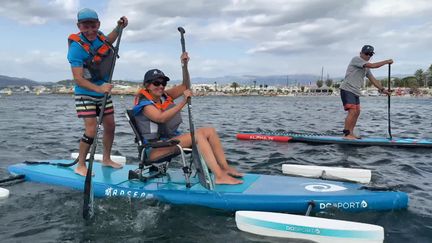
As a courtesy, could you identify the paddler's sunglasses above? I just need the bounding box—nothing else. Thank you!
[151,79,167,87]
[365,52,374,57]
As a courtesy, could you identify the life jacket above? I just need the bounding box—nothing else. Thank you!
[68,32,114,81]
[133,89,182,142]
[134,88,174,110]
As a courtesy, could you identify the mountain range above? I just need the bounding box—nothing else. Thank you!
[0,75,40,88]
[0,73,412,88]
[0,74,325,88]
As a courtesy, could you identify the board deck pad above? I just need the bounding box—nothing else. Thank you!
[8,161,408,213]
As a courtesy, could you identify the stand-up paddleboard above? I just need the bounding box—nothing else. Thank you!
[8,160,408,213]
[237,132,432,147]
[236,211,384,243]
[282,164,371,184]
[0,187,9,199]
[236,133,292,142]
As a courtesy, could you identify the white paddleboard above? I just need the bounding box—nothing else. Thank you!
[282,164,371,184]
[0,187,10,199]
[236,211,384,243]
[71,153,126,166]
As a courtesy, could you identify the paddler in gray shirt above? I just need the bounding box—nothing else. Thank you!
[340,45,392,139]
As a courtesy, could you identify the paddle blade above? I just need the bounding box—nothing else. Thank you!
[83,181,94,220]
[236,211,384,243]
[236,133,292,142]
[282,164,371,184]
[191,146,214,190]
[83,161,95,220]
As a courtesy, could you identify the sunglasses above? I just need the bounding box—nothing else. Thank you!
[151,79,167,87]
[365,52,374,57]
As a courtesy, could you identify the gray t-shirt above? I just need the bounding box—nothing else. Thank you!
[340,56,372,96]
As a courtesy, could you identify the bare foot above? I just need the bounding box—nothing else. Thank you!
[343,135,359,140]
[102,159,123,169]
[215,175,243,185]
[224,167,244,178]
[74,164,94,177]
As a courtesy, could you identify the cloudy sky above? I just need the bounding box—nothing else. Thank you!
[1,0,432,82]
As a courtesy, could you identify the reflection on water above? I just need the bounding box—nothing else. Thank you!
[0,94,431,242]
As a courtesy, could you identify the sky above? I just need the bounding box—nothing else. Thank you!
[1,0,432,83]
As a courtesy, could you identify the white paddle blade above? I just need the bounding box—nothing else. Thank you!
[0,187,10,199]
[71,153,126,166]
[282,164,371,184]
[236,211,384,243]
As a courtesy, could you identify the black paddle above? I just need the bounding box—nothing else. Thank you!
[83,25,124,220]
[177,27,213,190]
[0,174,25,184]
[387,64,392,140]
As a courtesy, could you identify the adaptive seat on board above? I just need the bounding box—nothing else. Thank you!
[125,110,193,186]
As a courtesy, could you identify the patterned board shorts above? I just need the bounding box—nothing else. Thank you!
[75,94,114,118]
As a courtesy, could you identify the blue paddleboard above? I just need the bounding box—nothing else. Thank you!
[8,161,408,213]
[239,132,432,147]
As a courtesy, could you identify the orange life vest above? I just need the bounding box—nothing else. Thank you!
[134,88,174,111]
[68,32,111,64]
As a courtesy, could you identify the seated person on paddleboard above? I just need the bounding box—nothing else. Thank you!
[133,52,243,185]
[340,45,392,139]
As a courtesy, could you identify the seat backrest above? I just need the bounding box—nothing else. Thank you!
[126,109,182,166]
[125,109,144,146]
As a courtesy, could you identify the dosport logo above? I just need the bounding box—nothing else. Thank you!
[304,183,347,192]
[319,200,369,210]
[105,187,153,199]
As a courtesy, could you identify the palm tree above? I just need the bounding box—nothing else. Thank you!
[231,82,239,93]
[325,79,333,88]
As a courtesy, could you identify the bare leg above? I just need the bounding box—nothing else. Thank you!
[101,114,122,168]
[75,117,97,176]
[174,133,242,185]
[344,109,360,140]
[197,128,243,177]
[148,146,179,161]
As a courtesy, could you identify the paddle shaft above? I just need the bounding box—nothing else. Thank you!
[178,27,213,190]
[178,30,195,140]
[0,174,25,184]
[388,64,392,140]
[83,26,124,220]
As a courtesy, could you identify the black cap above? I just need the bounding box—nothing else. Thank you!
[143,69,170,84]
[361,45,375,55]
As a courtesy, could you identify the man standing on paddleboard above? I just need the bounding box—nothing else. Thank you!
[340,45,392,139]
[67,8,128,176]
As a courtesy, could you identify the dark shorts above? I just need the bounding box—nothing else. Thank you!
[340,89,360,111]
[75,94,114,118]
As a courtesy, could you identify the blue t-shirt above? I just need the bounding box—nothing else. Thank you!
[67,32,107,97]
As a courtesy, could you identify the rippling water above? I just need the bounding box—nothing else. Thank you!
[0,94,431,242]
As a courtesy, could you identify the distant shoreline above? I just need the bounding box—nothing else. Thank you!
[1,91,431,98]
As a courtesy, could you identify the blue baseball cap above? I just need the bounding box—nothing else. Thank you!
[77,8,99,22]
